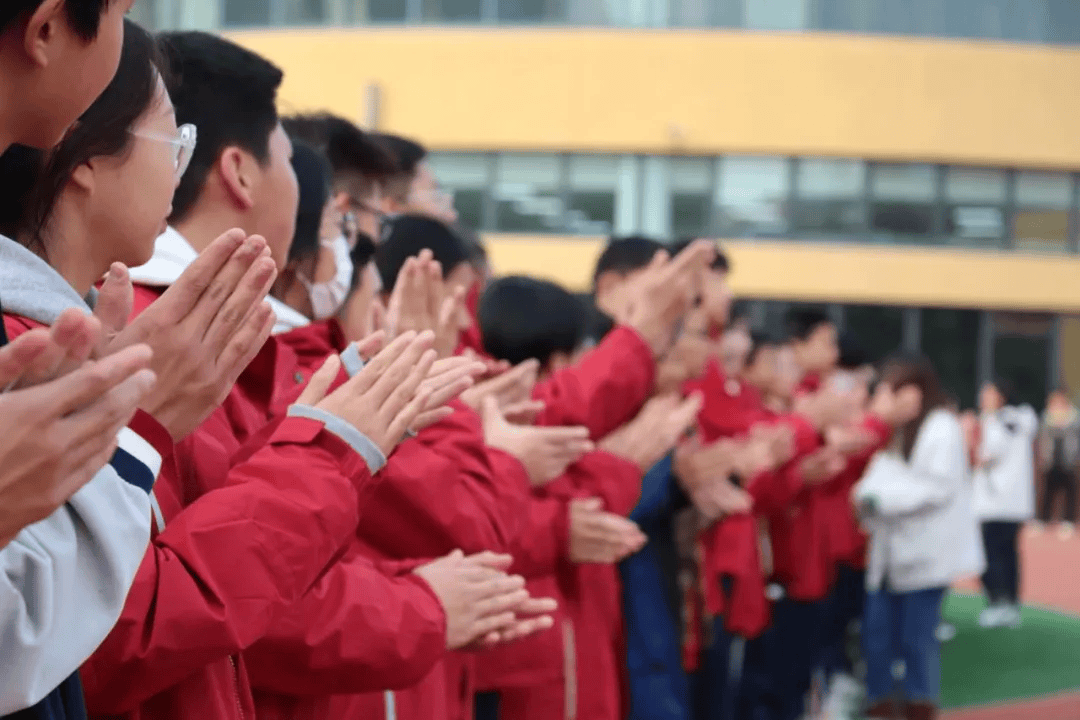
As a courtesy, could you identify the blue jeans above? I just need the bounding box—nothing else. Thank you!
[862,585,947,704]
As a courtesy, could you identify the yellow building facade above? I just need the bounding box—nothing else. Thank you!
[227,24,1080,405]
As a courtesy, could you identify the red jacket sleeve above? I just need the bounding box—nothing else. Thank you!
[563,450,643,517]
[242,553,447,696]
[80,416,373,712]
[355,405,530,558]
[533,326,656,440]
[507,495,571,578]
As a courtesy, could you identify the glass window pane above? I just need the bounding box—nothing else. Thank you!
[869,163,937,244]
[1014,171,1074,254]
[423,0,482,21]
[428,153,489,231]
[670,158,712,240]
[127,0,158,29]
[494,154,563,233]
[1047,0,1080,44]
[922,308,980,409]
[498,0,565,21]
[994,312,1055,409]
[716,156,789,238]
[791,158,866,239]
[843,304,904,364]
[942,167,1006,248]
[223,0,272,25]
[565,155,619,235]
[360,0,409,21]
[745,0,809,29]
[283,0,326,22]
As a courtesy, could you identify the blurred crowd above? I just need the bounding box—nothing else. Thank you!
[0,5,1070,720]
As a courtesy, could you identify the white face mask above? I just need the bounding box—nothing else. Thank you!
[299,234,354,320]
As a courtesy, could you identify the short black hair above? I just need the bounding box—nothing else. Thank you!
[374,214,471,291]
[0,19,160,250]
[786,308,833,343]
[282,113,396,185]
[158,31,283,222]
[672,237,730,272]
[592,236,665,288]
[479,276,587,368]
[372,133,427,202]
[287,140,332,264]
[1,0,109,40]
[837,331,869,370]
[746,330,782,370]
[990,375,1020,407]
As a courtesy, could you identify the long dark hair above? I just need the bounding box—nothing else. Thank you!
[0,19,163,255]
[880,353,950,459]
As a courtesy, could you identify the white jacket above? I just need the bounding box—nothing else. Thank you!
[973,405,1038,522]
[855,409,986,593]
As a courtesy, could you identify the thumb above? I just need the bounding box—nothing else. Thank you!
[296,353,341,406]
[94,263,134,342]
[572,497,603,513]
[482,394,505,426]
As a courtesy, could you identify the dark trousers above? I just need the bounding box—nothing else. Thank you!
[737,596,823,720]
[474,691,499,720]
[1040,467,1078,524]
[691,616,738,720]
[817,564,866,678]
[980,521,1021,605]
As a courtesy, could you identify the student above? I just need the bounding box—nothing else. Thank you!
[1038,388,1079,535]
[0,5,281,713]
[373,132,457,224]
[1,24,528,720]
[973,377,1037,629]
[854,355,984,720]
[785,308,840,394]
[283,113,396,319]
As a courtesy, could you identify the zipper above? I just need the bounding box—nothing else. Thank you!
[562,619,577,720]
[228,655,245,720]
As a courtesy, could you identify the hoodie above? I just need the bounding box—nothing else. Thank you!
[0,235,169,716]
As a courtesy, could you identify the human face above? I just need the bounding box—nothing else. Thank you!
[979,383,1005,413]
[18,0,134,149]
[85,78,182,271]
[406,162,456,224]
[594,266,650,319]
[797,322,839,375]
[446,262,478,333]
[699,268,732,329]
[743,345,778,395]
[251,124,299,273]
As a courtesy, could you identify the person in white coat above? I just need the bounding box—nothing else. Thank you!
[973,378,1038,629]
[853,355,985,720]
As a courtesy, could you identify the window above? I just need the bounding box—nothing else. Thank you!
[565,155,620,235]
[222,0,272,25]
[498,0,565,21]
[922,308,980,408]
[993,312,1055,409]
[283,0,328,22]
[869,163,937,245]
[427,153,490,231]
[715,156,789,238]
[791,158,865,240]
[1013,171,1074,253]
[669,158,713,239]
[422,0,482,22]
[843,304,904,364]
[362,0,410,21]
[943,167,1007,248]
[744,0,808,30]
[493,154,563,232]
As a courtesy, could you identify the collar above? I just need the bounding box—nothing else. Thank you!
[128,226,199,287]
[268,295,312,335]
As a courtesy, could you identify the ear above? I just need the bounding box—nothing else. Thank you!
[70,161,96,194]
[218,146,257,211]
[23,0,65,68]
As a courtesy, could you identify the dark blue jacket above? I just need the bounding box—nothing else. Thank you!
[2,676,87,720]
[620,454,693,720]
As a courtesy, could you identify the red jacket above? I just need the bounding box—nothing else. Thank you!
[73,287,439,720]
[475,451,642,720]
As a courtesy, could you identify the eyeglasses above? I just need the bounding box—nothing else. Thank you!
[130,123,197,181]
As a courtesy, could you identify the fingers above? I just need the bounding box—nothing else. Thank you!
[0,328,50,388]
[296,353,342,406]
[21,310,99,385]
[352,331,386,362]
[158,229,248,320]
[662,239,715,281]
[182,236,267,338]
[461,551,513,571]
[201,254,276,350]
[496,615,556,643]
[378,344,437,422]
[352,331,427,398]
[214,303,274,388]
[59,367,157,449]
[502,399,545,424]
[412,407,455,432]
[571,497,604,513]
[94,263,134,340]
[43,344,154,418]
